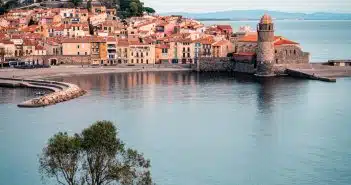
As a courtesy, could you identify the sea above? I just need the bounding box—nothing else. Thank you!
[1,20,351,185]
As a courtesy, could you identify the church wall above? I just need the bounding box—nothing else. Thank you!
[274,45,310,64]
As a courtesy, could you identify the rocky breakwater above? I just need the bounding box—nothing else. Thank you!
[17,82,86,108]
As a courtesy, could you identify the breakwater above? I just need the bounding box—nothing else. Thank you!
[0,78,86,107]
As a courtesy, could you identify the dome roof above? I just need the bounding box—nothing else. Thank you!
[260,14,273,24]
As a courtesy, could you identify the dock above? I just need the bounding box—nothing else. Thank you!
[286,63,351,82]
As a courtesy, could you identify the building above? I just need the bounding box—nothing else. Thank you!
[128,41,155,64]
[212,40,233,57]
[106,37,117,65]
[233,14,310,76]
[62,37,91,56]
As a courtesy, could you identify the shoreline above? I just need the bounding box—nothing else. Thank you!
[0,65,193,80]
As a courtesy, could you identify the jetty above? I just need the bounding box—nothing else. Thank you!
[286,63,351,82]
[0,77,86,107]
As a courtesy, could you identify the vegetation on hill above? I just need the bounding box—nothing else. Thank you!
[39,120,154,185]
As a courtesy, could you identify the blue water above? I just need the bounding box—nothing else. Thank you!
[1,71,351,185]
[203,20,351,62]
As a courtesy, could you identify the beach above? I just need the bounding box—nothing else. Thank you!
[0,65,192,79]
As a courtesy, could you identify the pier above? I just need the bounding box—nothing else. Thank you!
[0,77,86,107]
[286,63,351,82]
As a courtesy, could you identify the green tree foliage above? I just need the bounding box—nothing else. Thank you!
[0,0,19,15]
[119,0,146,19]
[71,0,82,7]
[143,7,155,15]
[39,121,154,185]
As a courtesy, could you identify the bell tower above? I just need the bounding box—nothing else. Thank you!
[256,14,275,77]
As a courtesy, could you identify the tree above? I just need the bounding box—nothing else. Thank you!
[39,132,81,185]
[71,0,82,7]
[143,7,155,15]
[39,121,154,185]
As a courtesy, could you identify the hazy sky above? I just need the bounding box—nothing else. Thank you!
[142,0,351,13]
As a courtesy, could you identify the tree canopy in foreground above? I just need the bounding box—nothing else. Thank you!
[39,120,154,185]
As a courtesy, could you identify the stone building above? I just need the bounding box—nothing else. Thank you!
[233,14,310,76]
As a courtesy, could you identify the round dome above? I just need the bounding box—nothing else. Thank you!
[260,14,273,24]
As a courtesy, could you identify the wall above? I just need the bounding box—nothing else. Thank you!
[194,57,256,74]
[274,45,309,64]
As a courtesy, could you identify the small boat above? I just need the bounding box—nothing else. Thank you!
[35,92,45,96]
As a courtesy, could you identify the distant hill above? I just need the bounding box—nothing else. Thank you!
[161,10,351,20]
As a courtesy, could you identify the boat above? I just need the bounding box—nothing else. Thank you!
[35,92,45,96]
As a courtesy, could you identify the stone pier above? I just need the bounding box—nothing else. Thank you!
[0,78,86,107]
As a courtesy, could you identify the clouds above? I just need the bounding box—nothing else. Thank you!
[143,0,351,13]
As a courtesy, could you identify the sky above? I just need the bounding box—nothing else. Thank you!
[142,0,351,13]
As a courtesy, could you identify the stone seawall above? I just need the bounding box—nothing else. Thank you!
[194,58,256,74]
[19,83,86,107]
[0,78,86,108]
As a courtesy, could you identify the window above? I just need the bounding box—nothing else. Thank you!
[77,45,80,49]
[85,52,87,55]
[187,47,190,52]
[131,59,134,63]
[64,13,67,17]
[275,49,277,53]
[104,27,107,30]
[183,53,185,58]
[137,59,139,63]
[276,59,278,64]
[187,53,190,58]
[77,52,80,55]
[141,59,143,63]
[183,48,185,52]
[146,52,148,56]
[294,50,296,55]
[131,52,133,56]
[146,59,149,64]
[285,50,288,55]
[141,53,143,57]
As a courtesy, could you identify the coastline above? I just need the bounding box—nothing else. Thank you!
[0,65,192,80]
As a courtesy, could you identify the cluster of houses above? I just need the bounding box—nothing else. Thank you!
[0,5,308,66]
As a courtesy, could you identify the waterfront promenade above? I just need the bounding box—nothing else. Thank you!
[0,65,192,79]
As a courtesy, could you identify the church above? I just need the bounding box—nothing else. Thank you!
[233,14,310,76]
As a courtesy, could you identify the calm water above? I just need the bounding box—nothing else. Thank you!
[203,20,351,62]
[1,71,351,185]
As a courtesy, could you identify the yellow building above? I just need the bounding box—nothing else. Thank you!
[128,41,155,64]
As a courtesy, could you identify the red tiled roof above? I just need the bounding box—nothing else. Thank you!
[35,45,44,50]
[274,38,299,46]
[0,39,13,44]
[212,40,230,47]
[217,25,232,30]
[117,39,129,47]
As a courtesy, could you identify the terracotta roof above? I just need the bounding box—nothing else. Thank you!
[217,25,232,30]
[212,40,230,47]
[117,39,129,47]
[274,38,299,46]
[35,45,44,50]
[238,33,258,42]
[260,14,273,24]
[62,36,106,43]
[195,36,215,45]
[0,39,13,44]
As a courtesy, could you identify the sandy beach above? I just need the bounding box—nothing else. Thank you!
[0,65,192,79]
